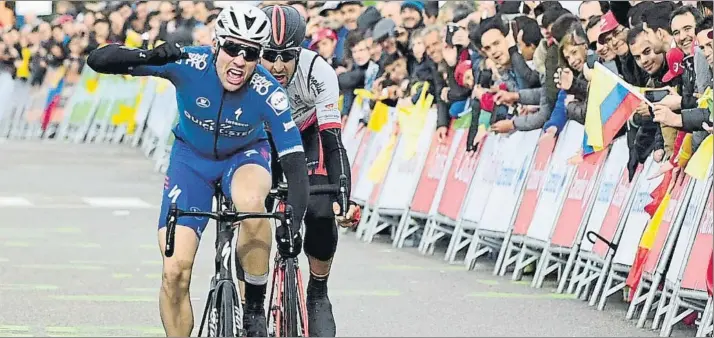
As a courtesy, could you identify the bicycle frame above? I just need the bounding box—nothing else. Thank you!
[198,188,243,337]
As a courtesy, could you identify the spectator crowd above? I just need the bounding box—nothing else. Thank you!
[0,0,712,173]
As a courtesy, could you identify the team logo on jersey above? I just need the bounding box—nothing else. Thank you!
[250,74,273,96]
[234,108,243,120]
[244,149,259,157]
[283,120,296,132]
[196,97,211,108]
[309,77,326,96]
[178,52,208,70]
[267,89,290,115]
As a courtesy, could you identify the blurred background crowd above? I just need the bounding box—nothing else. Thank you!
[0,0,712,168]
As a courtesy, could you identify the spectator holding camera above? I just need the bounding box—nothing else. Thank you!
[371,53,410,108]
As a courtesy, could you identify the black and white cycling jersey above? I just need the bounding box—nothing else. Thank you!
[286,49,342,132]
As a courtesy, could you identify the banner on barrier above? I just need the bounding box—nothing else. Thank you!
[511,134,556,235]
[478,130,539,233]
[526,123,584,243]
[550,149,607,248]
[460,134,502,224]
[409,130,456,215]
[352,115,395,203]
[580,138,629,252]
[436,129,481,221]
[377,110,436,211]
[679,187,712,291]
[592,161,648,259]
[666,175,711,283]
[350,131,372,190]
[612,159,662,266]
[642,175,690,275]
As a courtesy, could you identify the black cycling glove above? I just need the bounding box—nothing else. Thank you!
[146,42,184,66]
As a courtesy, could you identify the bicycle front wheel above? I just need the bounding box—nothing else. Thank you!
[282,259,299,337]
[211,280,241,337]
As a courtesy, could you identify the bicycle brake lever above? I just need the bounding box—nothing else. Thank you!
[338,174,349,217]
[165,204,179,257]
[282,204,296,253]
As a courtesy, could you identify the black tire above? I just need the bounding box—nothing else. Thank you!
[210,281,240,337]
[282,259,299,337]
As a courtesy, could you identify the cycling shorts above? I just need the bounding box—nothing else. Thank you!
[158,139,272,238]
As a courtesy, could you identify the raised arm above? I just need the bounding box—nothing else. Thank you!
[86,42,185,79]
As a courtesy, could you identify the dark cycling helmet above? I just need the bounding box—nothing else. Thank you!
[261,5,307,50]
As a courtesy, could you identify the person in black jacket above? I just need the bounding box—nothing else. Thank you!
[421,25,450,142]
[627,25,671,163]
[338,30,378,119]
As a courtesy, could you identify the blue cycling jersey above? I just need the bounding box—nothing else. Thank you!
[130,45,303,160]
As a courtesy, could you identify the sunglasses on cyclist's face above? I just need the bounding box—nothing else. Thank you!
[262,48,300,63]
[221,41,262,61]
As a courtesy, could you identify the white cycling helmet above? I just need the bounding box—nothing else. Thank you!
[214,3,272,47]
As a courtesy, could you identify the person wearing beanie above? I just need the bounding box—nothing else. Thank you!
[448,59,473,118]
[400,0,424,31]
[455,59,474,89]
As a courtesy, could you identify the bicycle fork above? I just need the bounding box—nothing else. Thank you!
[268,255,310,337]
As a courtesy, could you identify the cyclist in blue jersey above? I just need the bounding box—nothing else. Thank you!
[86,4,309,337]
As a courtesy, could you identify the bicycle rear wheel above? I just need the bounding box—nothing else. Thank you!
[282,259,299,337]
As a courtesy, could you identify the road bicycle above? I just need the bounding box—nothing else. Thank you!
[164,176,348,337]
[266,175,349,337]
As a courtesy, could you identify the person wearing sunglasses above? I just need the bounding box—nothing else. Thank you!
[86,4,311,337]
[260,5,360,337]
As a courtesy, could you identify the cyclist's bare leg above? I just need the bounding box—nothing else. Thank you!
[231,164,272,283]
[308,256,333,278]
[230,164,272,335]
[157,226,199,337]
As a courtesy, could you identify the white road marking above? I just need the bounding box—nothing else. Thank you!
[81,197,153,208]
[0,196,158,209]
[0,197,33,207]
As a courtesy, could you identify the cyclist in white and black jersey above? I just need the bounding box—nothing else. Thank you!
[260,5,360,337]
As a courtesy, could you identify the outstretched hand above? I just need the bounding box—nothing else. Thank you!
[333,202,361,228]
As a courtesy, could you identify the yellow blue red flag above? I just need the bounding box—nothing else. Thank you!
[583,63,646,155]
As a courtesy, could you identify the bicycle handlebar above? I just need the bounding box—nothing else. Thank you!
[270,174,349,215]
[164,174,350,258]
[164,205,294,258]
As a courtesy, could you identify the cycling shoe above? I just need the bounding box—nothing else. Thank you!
[243,303,268,337]
[306,290,336,337]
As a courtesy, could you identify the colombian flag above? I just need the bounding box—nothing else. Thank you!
[583,63,645,156]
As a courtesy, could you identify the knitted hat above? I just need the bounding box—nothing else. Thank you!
[401,0,425,13]
[455,60,472,88]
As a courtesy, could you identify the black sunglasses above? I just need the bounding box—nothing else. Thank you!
[262,48,300,63]
[221,41,262,61]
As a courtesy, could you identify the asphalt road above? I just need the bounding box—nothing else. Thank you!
[0,140,697,337]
